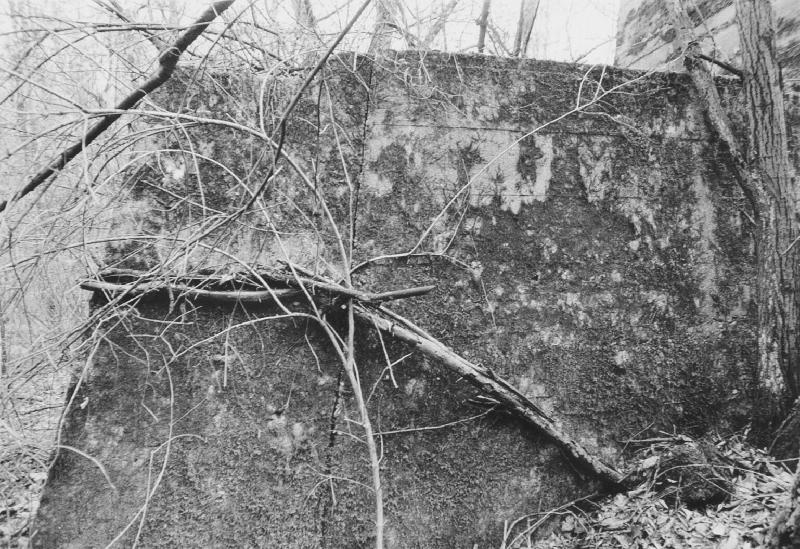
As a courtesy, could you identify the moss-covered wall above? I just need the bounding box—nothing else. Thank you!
[33,52,757,548]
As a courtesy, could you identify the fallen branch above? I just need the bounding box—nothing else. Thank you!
[81,271,435,305]
[80,279,300,304]
[254,270,435,304]
[0,0,236,214]
[355,304,627,489]
[80,270,626,489]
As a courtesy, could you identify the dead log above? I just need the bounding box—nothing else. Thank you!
[83,270,434,305]
[80,279,300,304]
[355,303,627,489]
[81,271,627,490]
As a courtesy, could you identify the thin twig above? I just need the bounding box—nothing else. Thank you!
[696,53,743,78]
[56,444,118,494]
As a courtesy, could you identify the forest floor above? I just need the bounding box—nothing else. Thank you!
[520,432,793,549]
[1,365,69,549]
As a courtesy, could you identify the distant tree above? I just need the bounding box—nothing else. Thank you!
[512,0,540,57]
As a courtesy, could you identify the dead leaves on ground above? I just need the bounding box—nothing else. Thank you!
[524,433,794,548]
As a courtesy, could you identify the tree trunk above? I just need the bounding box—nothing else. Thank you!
[476,0,491,53]
[673,0,800,411]
[368,0,396,55]
[735,0,800,412]
[771,472,800,547]
[511,0,540,57]
[734,0,800,545]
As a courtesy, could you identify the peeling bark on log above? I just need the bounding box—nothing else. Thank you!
[82,271,435,305]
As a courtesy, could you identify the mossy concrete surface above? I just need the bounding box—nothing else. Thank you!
[33,52,756,547]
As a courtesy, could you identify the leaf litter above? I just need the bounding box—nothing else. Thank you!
[512,432,795,548]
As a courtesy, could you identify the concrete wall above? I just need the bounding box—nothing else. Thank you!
[33,52,756,547]
[615,0,800,82]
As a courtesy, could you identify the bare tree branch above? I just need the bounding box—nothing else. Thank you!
[90,0,166,50]
[420,0,460,48]
[0,0,236,214]
[696,52,743,78]
[79,270,625,490]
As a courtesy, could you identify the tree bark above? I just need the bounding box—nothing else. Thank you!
[671,1,800,540]
[673,0,800,410]
[771,470,800,547]
[735,0,800,408]
[732,0,800,545]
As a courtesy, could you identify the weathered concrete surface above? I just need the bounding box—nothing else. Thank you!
[615,0,800,178]
[615,0,800,82]
[36,301,575,548]
[33,52,757,547]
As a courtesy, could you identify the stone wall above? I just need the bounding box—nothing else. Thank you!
[33,52,756,548]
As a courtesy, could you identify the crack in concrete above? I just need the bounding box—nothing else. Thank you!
[350,56,375,255]
[317,365,345,541]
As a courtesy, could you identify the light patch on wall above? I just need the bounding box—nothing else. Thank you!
[579,136,661,239]
[466,132,554,214]
[614,350,630,366]
[269,233,326,270]
[363,132,401,197]
[159,153,186,183]
[529,134,554,204]
[578,137,615,203]
[689,173,719,319]
[364,126,555,214]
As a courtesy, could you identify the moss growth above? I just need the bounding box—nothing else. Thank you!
[35,52,758,547]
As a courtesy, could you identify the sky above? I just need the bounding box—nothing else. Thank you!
[0,0,622,65]
[455,0,620,63]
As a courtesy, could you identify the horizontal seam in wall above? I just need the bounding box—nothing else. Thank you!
[367,122,709,140]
